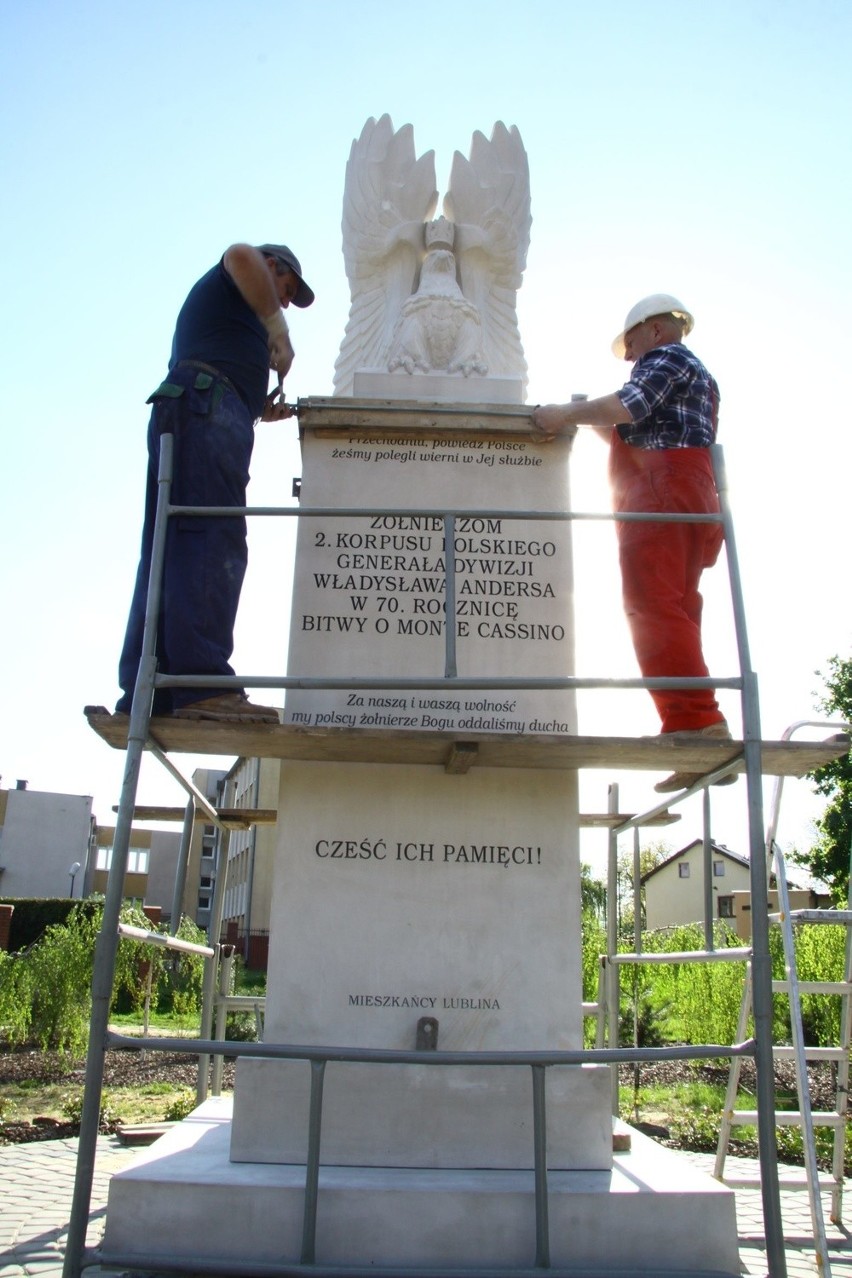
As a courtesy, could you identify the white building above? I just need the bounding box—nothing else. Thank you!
[641,840,755,932]
[640,838,829,937]
[0,779,96,899]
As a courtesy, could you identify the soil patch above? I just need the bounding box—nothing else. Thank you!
[0,1046,235,1145]
[0,1046,840,1153]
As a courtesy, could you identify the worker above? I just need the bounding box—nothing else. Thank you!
[531,294,735,793]
[115,243,314,723]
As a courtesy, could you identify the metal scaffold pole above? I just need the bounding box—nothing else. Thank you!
[714,445,786,1277]
[62,436,175,1278]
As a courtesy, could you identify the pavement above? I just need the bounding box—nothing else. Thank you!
[2,1136,852,1278]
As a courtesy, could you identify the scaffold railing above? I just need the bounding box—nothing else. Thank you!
[62,418,849,1278]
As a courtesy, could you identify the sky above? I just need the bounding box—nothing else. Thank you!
[1,0,850,878]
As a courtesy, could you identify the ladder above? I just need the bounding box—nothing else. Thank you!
[714,720,852,1278]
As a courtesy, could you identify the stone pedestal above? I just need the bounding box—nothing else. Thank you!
[103,1099,741,1276]
[231,404,600,1169]
[354,370,525,403]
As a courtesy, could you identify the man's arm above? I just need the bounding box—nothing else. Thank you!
[223,243,295,377]
[531,393,633,443]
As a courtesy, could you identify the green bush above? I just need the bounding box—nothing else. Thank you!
[25,904,104,1055]
[668,1106,721,1152]
[767,922,847,1047]
[163,1089,197,1122]
[579,917,848,1052]
[0,950,31,1043]
[60,1089,117,1132]
[225,1012,259,1042]
[0,903,208,1055]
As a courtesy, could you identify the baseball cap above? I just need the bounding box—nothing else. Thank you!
[256,243,315,308]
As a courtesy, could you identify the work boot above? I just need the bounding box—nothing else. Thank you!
[654,721,737,793]
[172,693,281,723]
[669,720,733,741]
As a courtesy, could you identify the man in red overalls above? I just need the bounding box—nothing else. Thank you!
[532,294,734,793]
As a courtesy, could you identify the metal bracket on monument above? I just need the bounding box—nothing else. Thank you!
[416,1016,439,1050]
[445,742,479,774]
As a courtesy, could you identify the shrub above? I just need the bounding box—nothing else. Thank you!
[767,922,846,1047]
[155,916,207,1026]
[0,950,31,1043]
[163,1089,197,1122]
[61,1089,118,1132]
[25,905,103,1055]
[225,1012,259,1042]
[0,903,207,1055]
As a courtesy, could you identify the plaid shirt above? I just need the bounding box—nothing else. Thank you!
[616,343,719,450]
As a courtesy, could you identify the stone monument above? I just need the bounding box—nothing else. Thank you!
[334,114,530,404]
[103,117,739,1276]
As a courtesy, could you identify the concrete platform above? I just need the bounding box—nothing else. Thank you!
[102,1097,740,1274]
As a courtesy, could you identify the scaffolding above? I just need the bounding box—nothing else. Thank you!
[66,400,849,1278]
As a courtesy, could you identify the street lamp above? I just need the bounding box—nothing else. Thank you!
[68,861,82,898]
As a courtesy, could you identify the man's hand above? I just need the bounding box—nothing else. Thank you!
[531,404,578,443]
[260,386,297,423]
[263,310,295,377]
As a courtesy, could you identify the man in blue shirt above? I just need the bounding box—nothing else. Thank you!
[116,243,313,723]
[532,295,734,793]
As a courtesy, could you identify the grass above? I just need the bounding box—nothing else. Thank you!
[620,1065,852,1174]
[0,1073,209,1129]
[108,1011,203,1036]
[621,1076,728,1126]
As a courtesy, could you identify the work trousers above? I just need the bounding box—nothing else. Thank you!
[116,365,254,715]
[610,436,725,734]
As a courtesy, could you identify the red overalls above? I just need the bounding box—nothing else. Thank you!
[608,431,725,733]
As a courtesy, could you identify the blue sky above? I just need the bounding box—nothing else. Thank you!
[2,0,849,871]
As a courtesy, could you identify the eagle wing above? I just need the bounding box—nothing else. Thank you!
[333,115,438,395]
[443,123,531,386]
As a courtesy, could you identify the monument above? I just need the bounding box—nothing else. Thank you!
[103,117,739,1276]
[333,114,530,404]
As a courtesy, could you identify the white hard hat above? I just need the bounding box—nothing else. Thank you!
[612,294,694,359]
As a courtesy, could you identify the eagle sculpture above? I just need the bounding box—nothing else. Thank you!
[333,115,531,397]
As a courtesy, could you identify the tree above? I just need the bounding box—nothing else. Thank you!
[580,863,606,919]
[616,840,669,936]
[801,655,852,904]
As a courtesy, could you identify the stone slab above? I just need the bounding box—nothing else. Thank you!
[284,423,576,737]
[230,1060,612,1170]
[353,370,525,404]
[260,762,581,1054]
[103,1098,740,1275]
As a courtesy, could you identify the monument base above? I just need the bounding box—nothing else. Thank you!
[231,1060,612,1169]
[352,369,525,404]
[102,1099,740,1276]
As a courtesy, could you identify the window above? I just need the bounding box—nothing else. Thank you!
[718,896,735,918]
[678,863,690,879]
[713,860,725,877]
[96,847,149,874]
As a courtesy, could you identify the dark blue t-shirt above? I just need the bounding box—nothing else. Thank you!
[169,258,269,418]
